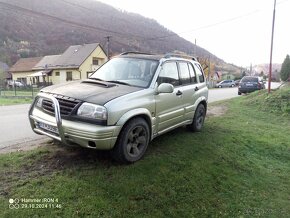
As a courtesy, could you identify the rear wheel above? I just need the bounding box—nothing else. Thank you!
[187,104,206,132]
[238,91,241,95]
[111,118,149,163]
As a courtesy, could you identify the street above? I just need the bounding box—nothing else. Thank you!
[0,104,45,149]
[0,82,281,148]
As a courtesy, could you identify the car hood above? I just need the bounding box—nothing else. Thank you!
[41,80,143,105]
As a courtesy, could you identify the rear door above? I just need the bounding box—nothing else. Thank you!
[155,61,184,133]
[193,63,208,97]
[177,61,199,121]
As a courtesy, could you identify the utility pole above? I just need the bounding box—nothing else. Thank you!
[268,0,276,94]
[105,36,111,60]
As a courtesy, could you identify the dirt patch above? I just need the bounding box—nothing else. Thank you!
[0,137,49,154]
[0,142,113,197]
[207,105,228,117]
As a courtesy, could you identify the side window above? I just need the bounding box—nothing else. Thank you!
[188,63,197,83]
[178,62,191,85]
[158,62,180,86]
[194,63,205,83]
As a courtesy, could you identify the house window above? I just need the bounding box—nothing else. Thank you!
[92,58,99,65]
[55,71,60,76]
[66,71,72,81]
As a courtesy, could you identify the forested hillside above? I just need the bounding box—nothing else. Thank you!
[0,0,221,66]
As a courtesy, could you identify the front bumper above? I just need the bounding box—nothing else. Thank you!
[28,93,121,150]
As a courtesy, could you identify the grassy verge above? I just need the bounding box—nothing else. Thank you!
[0,97,33,106]
[243,83,290,115]
[0,95,289,217]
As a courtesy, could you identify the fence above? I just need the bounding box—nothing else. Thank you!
[0,85,41,98]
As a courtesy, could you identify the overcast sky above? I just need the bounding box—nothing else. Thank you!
[97,0,289,67]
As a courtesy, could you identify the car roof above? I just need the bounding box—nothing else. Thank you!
[115,52,198,62]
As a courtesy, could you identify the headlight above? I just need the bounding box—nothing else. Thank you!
[77,103,107,120]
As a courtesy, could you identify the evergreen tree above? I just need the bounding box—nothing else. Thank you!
[280,54,290,81]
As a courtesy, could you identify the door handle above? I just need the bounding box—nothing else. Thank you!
[176,90,183,96]
[194,87,199,91]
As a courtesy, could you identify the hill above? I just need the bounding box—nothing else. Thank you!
[0,0,223,66]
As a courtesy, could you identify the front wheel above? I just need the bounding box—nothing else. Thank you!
[111,118,150,163]
[187,104,206,132]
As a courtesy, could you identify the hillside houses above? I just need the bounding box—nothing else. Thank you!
[9,43,107,86]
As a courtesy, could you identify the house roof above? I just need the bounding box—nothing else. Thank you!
[49,43,102,69]
[9,57,43,72]
[33,55,61,70]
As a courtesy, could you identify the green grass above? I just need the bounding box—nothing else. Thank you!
[0,95,290,217]
[0,97,33,106]
[243,83,290,115]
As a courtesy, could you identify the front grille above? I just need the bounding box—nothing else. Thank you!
[42,95,81,116]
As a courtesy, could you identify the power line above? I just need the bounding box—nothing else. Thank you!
[0,1,147,40]
[2,0,288,46]
[145,0,290,41]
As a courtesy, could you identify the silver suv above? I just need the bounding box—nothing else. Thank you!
[29,52,208,163]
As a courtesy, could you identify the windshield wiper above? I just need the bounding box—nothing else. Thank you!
[107,80,131,86]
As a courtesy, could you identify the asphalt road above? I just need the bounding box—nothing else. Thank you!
[0,104,45,149]
[0,82,281,148]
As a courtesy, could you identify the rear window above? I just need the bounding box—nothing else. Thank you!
[241,77,258,82]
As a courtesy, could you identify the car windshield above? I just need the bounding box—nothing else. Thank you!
[90,57,158,88]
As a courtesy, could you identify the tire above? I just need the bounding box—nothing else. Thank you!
[218,85,222,88]
[187,104,206,132]
[231,84,234,87]
[111,118,150,163]
[238,91,241,95]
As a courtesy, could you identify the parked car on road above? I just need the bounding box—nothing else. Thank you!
[238,76,265,95]
[234,80,240,86]
[29,52,208,163]
[8,80,24,87]
[215,80,235,88]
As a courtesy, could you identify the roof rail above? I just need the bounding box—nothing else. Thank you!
[164,53,197,61]
[119,51,153,56]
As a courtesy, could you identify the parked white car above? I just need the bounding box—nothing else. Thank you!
[8,81,24,87]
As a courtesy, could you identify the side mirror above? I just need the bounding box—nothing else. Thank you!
[157,83,174,94]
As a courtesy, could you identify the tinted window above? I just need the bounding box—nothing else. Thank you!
[241,77,258,82]
[188,63,197,83]
[178,62,191,85]
[194,63,205,83]
[158,62,180,86]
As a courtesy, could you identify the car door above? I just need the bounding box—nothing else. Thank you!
[193,62,207,98]
[155,61,184,134]
[177,61,199,121]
